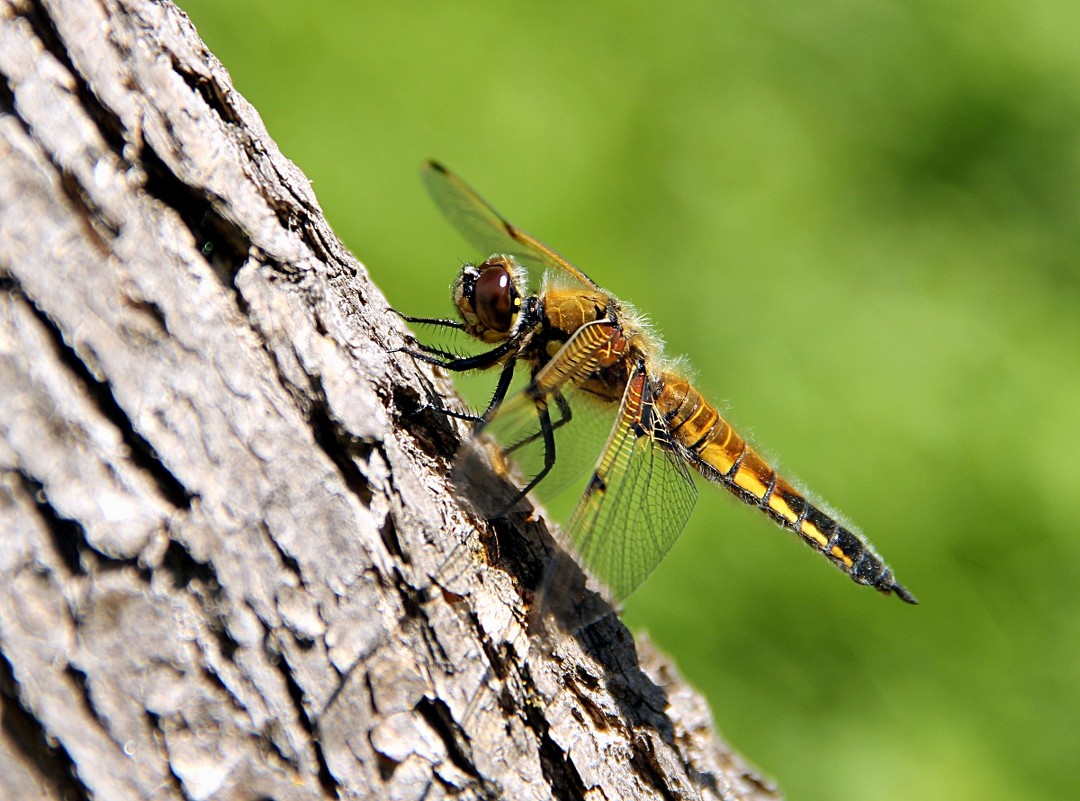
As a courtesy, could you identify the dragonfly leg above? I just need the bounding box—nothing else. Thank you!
[390,308,466,331]
[393,335,516,423]
[422,405,484,423]
[392,306,516,368]
[391,338,515,372]
[480,358,518,419]
[552,391,573,430]
[494,400,558,516]
[500,391,572,457]
[395,341,464,361]
[411,358,520,425]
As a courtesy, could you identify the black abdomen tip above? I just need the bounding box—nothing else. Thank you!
[888,580,919,605]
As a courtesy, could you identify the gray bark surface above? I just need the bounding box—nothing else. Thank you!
[0,1,781,799]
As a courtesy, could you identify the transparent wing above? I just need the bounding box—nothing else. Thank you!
[474,319,628,502]
[564,365,699,602]
[422,160,599,291]
[481,378,619,505]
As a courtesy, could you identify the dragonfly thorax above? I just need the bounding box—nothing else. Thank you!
[541,286,615,339]
[453,255,526,343]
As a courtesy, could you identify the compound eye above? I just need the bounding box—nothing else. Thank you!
[474,262,516,333]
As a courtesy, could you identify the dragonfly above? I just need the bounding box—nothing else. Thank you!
[399,160,916,606]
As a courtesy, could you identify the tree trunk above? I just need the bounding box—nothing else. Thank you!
[0,1,780,799]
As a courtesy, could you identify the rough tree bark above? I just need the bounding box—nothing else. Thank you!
[0,1,781,799]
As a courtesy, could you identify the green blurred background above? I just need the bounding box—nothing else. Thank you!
[177,1,1079,798]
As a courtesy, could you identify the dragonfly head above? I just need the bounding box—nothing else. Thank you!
[454,255,524,343]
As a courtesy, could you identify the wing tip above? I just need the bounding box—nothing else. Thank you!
[422,158,448,176]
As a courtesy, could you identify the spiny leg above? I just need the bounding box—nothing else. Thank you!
[481,357,518,419]
[494,399,558,516]
[392,316,519,421]
[390,308,466,331]
[501,391,573,457]
[390,338,516,372]
[429,357,518,424]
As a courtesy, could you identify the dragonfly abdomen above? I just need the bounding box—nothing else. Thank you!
[657,375,916,603]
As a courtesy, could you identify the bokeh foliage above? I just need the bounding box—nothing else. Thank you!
[178,1,1080,798]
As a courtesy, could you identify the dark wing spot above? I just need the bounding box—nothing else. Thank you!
[586,472,607,495]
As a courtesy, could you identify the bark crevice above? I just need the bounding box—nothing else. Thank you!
[0,2,781,799]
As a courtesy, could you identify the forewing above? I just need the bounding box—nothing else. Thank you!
[564,366,698,602]
[422,161,599,290]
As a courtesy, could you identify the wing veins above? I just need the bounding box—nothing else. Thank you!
[422,161,600,290]
[567,364,698,601]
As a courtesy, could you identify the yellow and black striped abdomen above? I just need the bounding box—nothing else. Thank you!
[657,374,916,603]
